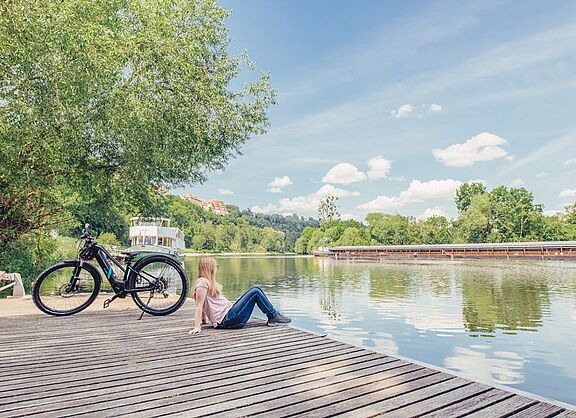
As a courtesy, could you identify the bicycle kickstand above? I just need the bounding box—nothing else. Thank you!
[137,293,154,321]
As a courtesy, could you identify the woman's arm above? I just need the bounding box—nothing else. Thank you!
[189,286,207,335]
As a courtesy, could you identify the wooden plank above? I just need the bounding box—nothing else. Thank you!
[506,402,565,417]
[1,326,309,369]
[386,382,493,417]
[4,345,359,411]
[4,342,357,399]
[155,364,423,418]
[2,346,372,415]
[464,394,538,417]
[6,341,355,400]
[3,335,336,395]
[333,378,473,418]
[0,319,268,355]
[4,345,361,410]
[419,389,514,417]
[1,307,574,418]
[2,335,319,388]
[0,329,304,374]
[5,351,382,417]
[248,369,451,417]
[27,357,409,417]
[0,327,307,377]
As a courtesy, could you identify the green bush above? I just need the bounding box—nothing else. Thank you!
[97,232,121,246]
[0,234,78,295]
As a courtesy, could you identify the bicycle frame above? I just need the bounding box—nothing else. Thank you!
[85,244,159,295]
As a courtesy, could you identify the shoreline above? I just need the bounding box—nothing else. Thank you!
[184,252,306,257]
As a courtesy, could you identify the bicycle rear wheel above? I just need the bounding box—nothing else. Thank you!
[32,260,101,316]
[129,255,188,316]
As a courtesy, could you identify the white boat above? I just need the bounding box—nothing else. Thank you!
[127,217,185,258]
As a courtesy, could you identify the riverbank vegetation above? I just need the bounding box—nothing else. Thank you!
[1,0,275,288]
[295,183,576,254]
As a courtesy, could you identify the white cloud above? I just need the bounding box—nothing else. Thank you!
[388,176,406,182]
[267,176,293,193]
[357,195,405,210]
[433,132,509,167]
[217,188,234,195]
[253,185,359,215]
[564,158,576,166]
[251,204,278,214]
[315,184,360,198]
[366,156,391,180]
[445,347,525,385]
[420,207,447,219]
[536,172,548,178]
[510,178,525,187]
[341,213,357,221]
[391,103,442,118]
[390,104,414,118]
[543,210,562,217]
[322,163,367,185]
[358,179,462,210]
[399,179,462,201]
[429,103,443,112]
[559,189,576,198]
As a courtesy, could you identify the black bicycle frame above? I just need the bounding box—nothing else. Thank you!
[90,244,157,294]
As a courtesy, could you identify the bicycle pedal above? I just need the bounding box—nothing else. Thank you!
[103,294,118,309]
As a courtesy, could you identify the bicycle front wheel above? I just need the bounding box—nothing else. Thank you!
[32,260,101,316]
[129,255,188,316]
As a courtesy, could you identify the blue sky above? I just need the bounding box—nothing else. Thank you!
[177,0,576,220]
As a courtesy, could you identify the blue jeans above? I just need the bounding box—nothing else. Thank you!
[218,286,278,329]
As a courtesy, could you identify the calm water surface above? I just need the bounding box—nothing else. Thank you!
[184,256,576,406]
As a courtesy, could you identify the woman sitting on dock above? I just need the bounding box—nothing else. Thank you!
[189,257,291,334]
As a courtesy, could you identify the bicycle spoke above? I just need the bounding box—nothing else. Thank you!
[35,265,98,314]
[132,258,186,314]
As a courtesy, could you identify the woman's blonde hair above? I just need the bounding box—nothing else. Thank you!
[197,257,222,297]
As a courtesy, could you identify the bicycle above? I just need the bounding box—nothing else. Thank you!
[32,224,189,317]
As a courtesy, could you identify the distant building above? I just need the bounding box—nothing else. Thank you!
[208,199,228,215]
[182,193,204,205]
[181,194,229,215]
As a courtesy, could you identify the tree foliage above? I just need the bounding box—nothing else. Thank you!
[150,196,315,253]
[0,0,275,247]
[318,195,340,225]
[455,182,487,213]
[296,183,576,254]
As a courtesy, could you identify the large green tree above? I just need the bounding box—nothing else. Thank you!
[0,0,275,246]
[455,182,487,213]
[489,186,542,241]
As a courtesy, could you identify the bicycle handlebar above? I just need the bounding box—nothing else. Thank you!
[80,223,94,240]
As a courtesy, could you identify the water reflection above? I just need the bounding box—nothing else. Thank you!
[184,256,576,406]
[460,272,551,336]
[445,346,526,385]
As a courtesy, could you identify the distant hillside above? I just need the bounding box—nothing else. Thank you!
[165,195,318,253]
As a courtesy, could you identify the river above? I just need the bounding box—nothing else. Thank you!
[184,255,576,407]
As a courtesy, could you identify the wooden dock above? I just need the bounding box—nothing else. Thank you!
[1,303,575,417]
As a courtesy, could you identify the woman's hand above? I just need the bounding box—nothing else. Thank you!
[188,327,201,335]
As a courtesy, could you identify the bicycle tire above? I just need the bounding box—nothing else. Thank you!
[32,260,101,316]
[128,255,188,316]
